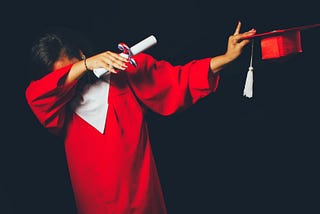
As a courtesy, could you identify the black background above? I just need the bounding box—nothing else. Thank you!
[1,0,320,213]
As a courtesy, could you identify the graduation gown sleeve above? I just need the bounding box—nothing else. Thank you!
[126,53,220,115]
[25,64,77,135]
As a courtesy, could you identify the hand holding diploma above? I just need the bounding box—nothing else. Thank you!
[92,35,157,78]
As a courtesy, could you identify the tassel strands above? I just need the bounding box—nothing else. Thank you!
[243,40,254,98]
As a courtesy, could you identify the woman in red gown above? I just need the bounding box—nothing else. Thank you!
[25,22,255,214]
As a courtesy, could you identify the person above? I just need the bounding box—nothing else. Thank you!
[25,22,256,214]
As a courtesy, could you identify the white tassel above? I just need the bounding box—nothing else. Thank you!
[243,40,254,98]
[243,66,253,98]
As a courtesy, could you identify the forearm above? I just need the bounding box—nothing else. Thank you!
[65,59,88,85]
[209,54,233,74]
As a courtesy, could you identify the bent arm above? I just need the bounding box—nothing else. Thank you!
[64,51,128,85]
[25,65,78,135]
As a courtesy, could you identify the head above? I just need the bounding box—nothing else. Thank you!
[29,27,94,81]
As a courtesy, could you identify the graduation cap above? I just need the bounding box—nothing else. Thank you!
[242,23,320,98]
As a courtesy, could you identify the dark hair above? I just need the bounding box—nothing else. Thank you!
[29,26,96,81]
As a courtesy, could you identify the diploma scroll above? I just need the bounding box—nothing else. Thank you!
[93,35,157,78]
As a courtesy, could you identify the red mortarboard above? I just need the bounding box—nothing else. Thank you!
[242,23,320,98]
[243,23,320,60]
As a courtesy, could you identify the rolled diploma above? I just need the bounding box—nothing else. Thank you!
[93,35,157,78]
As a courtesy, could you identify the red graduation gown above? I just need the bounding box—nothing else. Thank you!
[25,53,219,214]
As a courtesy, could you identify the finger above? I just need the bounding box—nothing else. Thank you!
[100,51,128,66]
[107,58,128,71]
[238,39,251,48]
[243,29,256,36]
[113,61,128,71]
[107,63,118,73]
[108,51,129,62]
[238,29,256,41]
[230,34,242,44]
[233,21,241,35]
[102,54,128,70]
[110,57,128,70]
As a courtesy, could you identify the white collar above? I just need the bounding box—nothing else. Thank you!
[70,73,110,134]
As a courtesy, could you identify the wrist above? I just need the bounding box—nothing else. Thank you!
[210,54,233,73]
[221,53,234,64]
[81,55,90,71]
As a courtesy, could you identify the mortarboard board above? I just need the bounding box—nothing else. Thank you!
[243,23,320,60]
[242,23,320,98]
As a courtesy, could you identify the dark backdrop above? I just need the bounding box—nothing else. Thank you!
[2,0,319,213]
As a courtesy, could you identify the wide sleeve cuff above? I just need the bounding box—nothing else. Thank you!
[27,64,78,98]
[188,58,220,103]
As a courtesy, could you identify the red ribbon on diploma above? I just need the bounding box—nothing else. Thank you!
[118,42,137,67]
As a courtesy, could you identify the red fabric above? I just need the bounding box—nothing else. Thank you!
[261,31,302,60]
[25,53,219,214]
[241,24,320,60]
